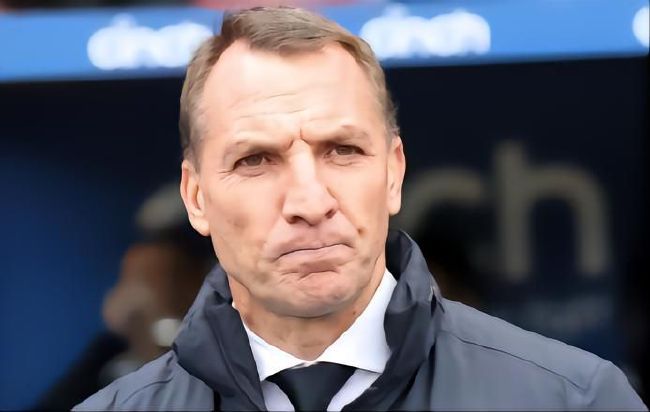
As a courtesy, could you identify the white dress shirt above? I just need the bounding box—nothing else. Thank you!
[241,269,397,411]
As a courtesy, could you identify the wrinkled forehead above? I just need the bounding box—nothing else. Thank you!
[196,40,383,138]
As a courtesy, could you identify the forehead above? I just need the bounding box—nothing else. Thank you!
[198,40,382,139]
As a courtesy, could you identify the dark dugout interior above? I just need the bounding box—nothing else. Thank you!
[0,56,647,407]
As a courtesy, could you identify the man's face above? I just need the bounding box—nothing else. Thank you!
[181,41,405,318]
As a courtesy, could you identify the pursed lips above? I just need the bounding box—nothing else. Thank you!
[276,243,347,259]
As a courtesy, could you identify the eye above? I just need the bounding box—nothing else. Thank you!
[234,153,267,168]
[332,145,362,156]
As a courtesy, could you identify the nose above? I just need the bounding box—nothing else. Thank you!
[281,151,338,226]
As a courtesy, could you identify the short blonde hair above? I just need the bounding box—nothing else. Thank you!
[179,6,398,161]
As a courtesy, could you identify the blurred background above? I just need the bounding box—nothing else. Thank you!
[0,0,648,409]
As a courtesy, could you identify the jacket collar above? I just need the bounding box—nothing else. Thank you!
[344,230,444,410]
[174,230,443,410]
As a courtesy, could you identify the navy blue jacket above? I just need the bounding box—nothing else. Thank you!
[76,231,646,410]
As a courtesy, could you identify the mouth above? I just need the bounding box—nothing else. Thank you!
[279,243,345,259]
[276,243,352,274]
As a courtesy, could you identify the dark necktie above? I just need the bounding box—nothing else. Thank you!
[267,362,355,411]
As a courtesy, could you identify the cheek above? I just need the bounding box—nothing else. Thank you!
[330,166,389,227]
[204,178,281,264]
[205,187,247,234]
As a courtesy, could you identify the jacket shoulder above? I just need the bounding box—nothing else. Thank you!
[73,351,213,411]
[436,299,646,410]
[440,299,600,389]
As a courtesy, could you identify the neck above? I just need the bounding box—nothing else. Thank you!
[230,261,385,361]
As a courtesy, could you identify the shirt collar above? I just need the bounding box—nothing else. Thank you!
[242,269,397,381]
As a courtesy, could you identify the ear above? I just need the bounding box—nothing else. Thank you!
[387,136,406,215]
[180,159,210,236]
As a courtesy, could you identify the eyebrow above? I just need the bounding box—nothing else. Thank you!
[221,136,284,165]
[304,124,372,144]
[220,124,372,164]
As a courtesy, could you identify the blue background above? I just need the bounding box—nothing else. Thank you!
[0,1,648,408]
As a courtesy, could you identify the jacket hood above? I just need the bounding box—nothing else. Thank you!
[173,230,443,410]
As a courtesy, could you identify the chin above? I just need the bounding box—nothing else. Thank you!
[291,282,358,318]
[287,300,350,319]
